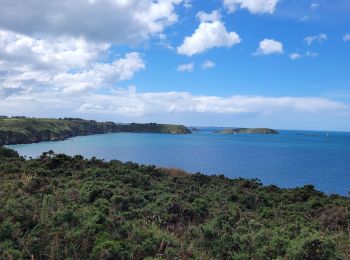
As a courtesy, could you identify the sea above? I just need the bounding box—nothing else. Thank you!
[7,128,350,195]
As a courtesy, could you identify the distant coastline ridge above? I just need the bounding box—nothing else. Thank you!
[0,116,191,146]
[215,128,279,134]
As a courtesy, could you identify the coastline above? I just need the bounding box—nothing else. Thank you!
[6,129,350,196]
[0,117,191,146]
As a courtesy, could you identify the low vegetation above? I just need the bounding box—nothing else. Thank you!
[0,149,349,259]
[0,146,19,158]
[216,128,279,134]
[0,117,191,145]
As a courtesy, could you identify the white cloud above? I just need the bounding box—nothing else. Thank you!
[306,51,319,57]
[289,53,302,60]
[183,0,192,8]
[1,82,349,130]
[223,0,279,14]
[255,39,283,56]
[177,12,241,56]
[201,60,216,69]
[156,33,174,50]
[1,87,348,120]
[289,52,321,60]
[310,3,320,11]
[0,0,183,44]
[300,16,309,22]
[343,34,350,42]
[78,91,347,116]
[0,29,109,71]
[0,29,145,94]
[53,52,145,93]
[196,10,221,22]
[177,63,194,72]
[304,34,328,45]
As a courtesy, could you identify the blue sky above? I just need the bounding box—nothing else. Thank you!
[131,0,350,97]
[0,0,349,130]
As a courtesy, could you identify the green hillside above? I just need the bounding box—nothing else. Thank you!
[217,128,279,134]
[0,151,349,259]
[0,117,191,145]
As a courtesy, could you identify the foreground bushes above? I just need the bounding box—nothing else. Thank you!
[0,152,349,259]
[0,147,19,158]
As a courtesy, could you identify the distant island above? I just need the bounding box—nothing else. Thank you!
[216,128,279,134]
[0,117,191,145]
[189,127,199,131]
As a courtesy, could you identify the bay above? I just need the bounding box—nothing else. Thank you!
[8,128,350,195]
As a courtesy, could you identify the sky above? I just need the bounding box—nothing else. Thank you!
[0,0,349,131]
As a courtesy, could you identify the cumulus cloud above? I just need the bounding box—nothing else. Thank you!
[289,53,302,60]
[196,10,222,22]
[53,52,145,93]
[0,29,109,71]
[343,34,350,42]
[177,11,241,56]
[223,0,279,14]
[304,34,328,45]
[201,60,216,69]
[255,39,283,56]
[177,63,194,72]
[0,0,183,44]
[0,29,145,94]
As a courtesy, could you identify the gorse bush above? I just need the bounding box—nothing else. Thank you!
[0,151,349,259]
[0,146,19,158]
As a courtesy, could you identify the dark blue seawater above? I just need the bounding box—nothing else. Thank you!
[8,129,350,195]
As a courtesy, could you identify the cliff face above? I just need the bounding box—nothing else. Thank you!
[0,118,191,145]
[217,128,279,134]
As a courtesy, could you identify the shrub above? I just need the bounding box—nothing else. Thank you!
[0,147,19,158]
[287,234,338,260]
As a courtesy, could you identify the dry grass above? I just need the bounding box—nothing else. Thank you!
[161,167,190,178]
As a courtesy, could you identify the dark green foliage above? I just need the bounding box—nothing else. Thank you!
[0,117,191,145]
[0,151,349,259]
[287,234,337,260]
[0,146,19,158]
